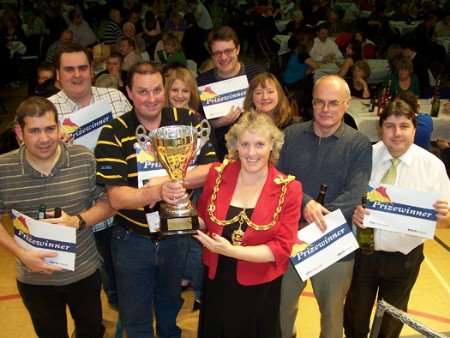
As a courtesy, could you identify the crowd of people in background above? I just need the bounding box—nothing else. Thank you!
[1,0,450,338]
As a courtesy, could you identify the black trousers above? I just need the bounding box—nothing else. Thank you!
[344,246,424,338]
[17,270,104,338]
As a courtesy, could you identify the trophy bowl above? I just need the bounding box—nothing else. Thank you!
[136,121,210,236]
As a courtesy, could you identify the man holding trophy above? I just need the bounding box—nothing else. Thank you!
[95,61,216,338]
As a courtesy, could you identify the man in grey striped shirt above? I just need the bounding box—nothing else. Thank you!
[0,96,115,338]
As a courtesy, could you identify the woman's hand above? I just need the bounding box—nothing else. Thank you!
[194,230,235,258]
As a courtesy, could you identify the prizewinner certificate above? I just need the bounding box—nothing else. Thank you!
[363,184,438,239]
[291,209,359,281]
[11,209,77,271]
[199,75,249,119]
[60,101,113,151]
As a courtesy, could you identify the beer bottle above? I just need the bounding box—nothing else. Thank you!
[38,204,46,220]
[54,207,62,218]
[431,78,441,117]
[356,195,374,255]
[316,184,328,205]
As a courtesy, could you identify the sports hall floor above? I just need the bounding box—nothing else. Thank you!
[0,214,449,338]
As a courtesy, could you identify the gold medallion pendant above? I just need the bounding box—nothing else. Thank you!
[231,227,245,246]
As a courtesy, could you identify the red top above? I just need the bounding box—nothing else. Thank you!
[197,160,302,286]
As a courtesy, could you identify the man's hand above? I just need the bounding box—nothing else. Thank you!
[160,181,186,205]
[18,249,63,274]
[352,204,370,228]
[143,175,170,187]
[44,210,79,228]
[211,106,242,128]
[194,230,234,257]
[60,132,74,144]
[433,200,449,219]
[303,200,329,232]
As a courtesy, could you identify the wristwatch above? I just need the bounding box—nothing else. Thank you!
[76,214,87,230]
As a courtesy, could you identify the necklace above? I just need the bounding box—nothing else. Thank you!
[207,159,295,245]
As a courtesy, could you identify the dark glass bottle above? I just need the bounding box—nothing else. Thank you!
[54,207,62,218]
[356,195,374,255]
[38,204,46,220]
[315,184,328,205]
[431,78,441,117]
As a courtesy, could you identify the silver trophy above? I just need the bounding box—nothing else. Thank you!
[136,119,210,236]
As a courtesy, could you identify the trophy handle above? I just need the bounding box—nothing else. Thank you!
[136,124,157,156]
[196,119,211,150]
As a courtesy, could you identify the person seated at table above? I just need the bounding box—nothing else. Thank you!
[95,53,127,93]
[413,12,447,66]
[119,37,143,72]
[388,58,420,97]
[282,32,317,88]
[309,23,343,63]
[325,8,347,36]
[396,91,433,151]
[347,60,371,99]
[195,111,302,338]
[354,29,377,59]
[338,39,364,78]
[284,10,305,35]
[244,72,298,129]
[401,37,430,97]
[155,32,187,66]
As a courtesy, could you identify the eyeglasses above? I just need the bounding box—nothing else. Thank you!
[211,48,236,59]
[312,98,347,110]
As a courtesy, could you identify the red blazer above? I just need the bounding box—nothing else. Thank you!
[197,161,302,286]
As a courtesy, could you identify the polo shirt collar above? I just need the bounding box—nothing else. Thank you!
[57,88,95,111]
[19,142,70,177]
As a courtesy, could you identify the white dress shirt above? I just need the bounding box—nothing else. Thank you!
[309,37,343,63]
[371,141,450,254]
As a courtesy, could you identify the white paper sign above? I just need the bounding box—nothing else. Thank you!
[199,75,249,119]
[290,209,359,281]
[364,184,438,239]
[60,101,113,151]
[11,209,77,271]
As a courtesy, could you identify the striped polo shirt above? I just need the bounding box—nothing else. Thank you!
[95,107,217,235]
[0,143,102,286]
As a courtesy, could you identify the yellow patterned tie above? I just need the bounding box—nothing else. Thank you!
[381,158,400,185]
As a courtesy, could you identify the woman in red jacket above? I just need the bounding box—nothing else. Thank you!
[194,111,302,338]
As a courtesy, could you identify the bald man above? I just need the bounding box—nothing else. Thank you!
[278,75,372,338]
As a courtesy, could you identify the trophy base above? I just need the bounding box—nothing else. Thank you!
[159,209,199,237]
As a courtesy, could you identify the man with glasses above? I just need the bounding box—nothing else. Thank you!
[278,75,372,338]
[197,25,264,160]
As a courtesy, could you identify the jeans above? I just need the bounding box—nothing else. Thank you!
[17,270,103,338]
[280,258,354,338]
[112,226,189,338]
[94,225,118,307]
[182,237,204,301]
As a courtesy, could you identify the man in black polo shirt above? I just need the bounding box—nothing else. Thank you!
[95,61,216,338]
[197,25,265,160]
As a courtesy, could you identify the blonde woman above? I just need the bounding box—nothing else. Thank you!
[164,66,200,111]
[195,111,302,338]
